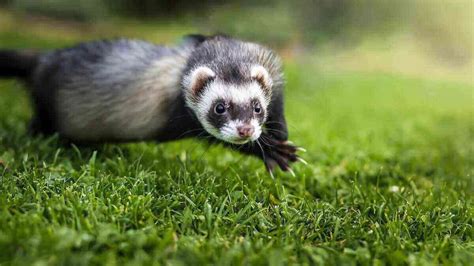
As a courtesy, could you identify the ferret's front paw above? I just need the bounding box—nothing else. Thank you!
[258,136,305,175]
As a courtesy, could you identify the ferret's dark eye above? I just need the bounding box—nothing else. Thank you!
[254,103,262,114]
[214,103,226,114]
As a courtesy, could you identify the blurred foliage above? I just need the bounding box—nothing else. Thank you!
[202,3,296,48]
[0,0,472,61]
[293,0,411,43]
[411,0,473,64]
[104,0,226,18]
[7,0,108,21]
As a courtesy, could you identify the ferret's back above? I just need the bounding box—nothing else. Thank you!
[33,39,188,142]
[35,39,176,89]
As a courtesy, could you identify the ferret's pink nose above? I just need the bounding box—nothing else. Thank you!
[237,125,254,138]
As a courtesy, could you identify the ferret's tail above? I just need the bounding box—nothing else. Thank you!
[0,50,39,79]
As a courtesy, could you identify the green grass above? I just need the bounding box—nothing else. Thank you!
[0,17,473,266]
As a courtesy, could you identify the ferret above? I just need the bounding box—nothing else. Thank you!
[0,34,303,174]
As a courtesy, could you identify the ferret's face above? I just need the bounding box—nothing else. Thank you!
[184,66,272,144]
[201,82,267,144]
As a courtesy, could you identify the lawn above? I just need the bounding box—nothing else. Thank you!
[0,12,473,265]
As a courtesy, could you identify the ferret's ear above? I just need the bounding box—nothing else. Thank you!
[184,66,216,96]
[251,65,273,94]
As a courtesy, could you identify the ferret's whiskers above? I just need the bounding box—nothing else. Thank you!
[265,128,289,136]
[186,132,214,157]
[166,114,190,123]
[177,128,205,139]
[265,121,286,126]
[256,139,267,164]
[197,140,214,159]
[260,135,275,148]
[265,121,298,130]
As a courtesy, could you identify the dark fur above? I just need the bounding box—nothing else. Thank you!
[0,50,39,79]
[184,36,254,86]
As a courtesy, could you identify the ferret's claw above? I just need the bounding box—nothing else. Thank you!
[268,169,275,179]
[297,157,308,165]
[296,147,307,153]
[287,167,296,177]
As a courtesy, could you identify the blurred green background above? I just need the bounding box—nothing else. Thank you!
[0,0,472,82]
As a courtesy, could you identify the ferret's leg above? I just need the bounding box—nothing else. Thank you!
[264,91,288,141]
[28,113,55,136]
[258,92,301,172]
[28,87,56,136]
[240,133,299,173]
[28,116,43,135]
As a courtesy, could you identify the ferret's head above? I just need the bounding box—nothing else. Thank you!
[182,36,283,144]
[183,65,273,144]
